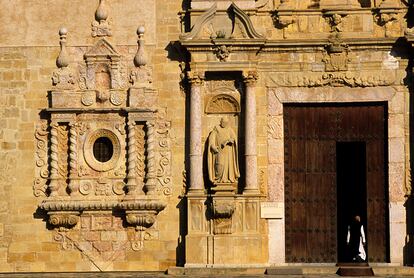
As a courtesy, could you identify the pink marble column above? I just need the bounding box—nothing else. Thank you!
[243,71,259,194]
[188,72,205,193]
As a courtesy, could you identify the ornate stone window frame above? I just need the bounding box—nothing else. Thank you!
[84,128,121,172]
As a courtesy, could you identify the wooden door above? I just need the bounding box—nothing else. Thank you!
[284,104,388,263]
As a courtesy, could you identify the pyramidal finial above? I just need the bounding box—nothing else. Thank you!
[92,0,112,37]
[56,27,69,68]
[134,26,147,67]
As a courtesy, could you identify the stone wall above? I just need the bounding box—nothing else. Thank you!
[0,0,412,272]
[0,0,186,272]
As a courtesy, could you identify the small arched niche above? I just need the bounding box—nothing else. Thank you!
[205,93,241,115]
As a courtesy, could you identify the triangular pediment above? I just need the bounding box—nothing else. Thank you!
[180,2,264,41]
[84,38,120,58]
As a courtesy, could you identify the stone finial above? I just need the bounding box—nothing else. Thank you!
[52,27,75,89]
[134,26,148,67]
[129,26,152,87]
[56,27,69,68]
[95,0,109,22]
[92,0,112,37]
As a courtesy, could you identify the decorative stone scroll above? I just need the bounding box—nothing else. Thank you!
[179,2,264,41]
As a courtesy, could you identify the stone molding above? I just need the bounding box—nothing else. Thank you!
[266,71,397,88]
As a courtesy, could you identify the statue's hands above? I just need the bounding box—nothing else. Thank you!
[211,146,219,154]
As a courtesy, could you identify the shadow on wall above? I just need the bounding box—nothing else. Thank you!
[176,198,187,266]
[404,197,414,265]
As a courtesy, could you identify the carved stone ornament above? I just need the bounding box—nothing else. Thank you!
[179,3,264,41]
[34,120,49,197]
[36,1,169,253]
[130,26,153,88]
[119,199,167,230]
[212,199,235,234]
[213,44,231,62]
[375,10,398,37]
[271,0,296,32]
[52,28,75,89]
[91,0,112,37]
[266,71,397,88]
[325,13,346,33]
[205,94,241,114]
[323,33,351,72]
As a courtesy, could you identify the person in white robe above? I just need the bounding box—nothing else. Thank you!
[347,215,366,262]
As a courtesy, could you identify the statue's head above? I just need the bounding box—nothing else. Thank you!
[220,117,229,128]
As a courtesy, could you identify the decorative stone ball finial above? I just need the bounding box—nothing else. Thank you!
[134,26,148,67]
[95,0,109,22]
[56,27,69,68]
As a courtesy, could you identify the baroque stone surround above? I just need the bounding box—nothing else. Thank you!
[33,1,172,268]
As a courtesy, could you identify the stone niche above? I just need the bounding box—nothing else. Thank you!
[34,4,172,261]
[184,72,265,266]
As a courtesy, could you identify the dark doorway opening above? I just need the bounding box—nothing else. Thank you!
[337,142,367,263]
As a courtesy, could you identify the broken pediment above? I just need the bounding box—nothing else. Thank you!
[84,38,120,60]
[180,3,264,41]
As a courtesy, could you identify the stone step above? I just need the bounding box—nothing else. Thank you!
[266,266,338,275]
[337,266,374,276]
[168,266,266,275]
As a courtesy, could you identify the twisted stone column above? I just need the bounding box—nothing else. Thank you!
[243,71,259,194]
[145,121,157,194]
[68,122,79,195]
[49,121,60,197]
[188,72,204,193]
[127,120,139,195]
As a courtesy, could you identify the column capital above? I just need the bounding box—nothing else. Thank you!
[243,70,259,87]
[187,71,205,86]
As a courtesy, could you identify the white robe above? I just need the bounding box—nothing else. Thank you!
[347,225,366,261]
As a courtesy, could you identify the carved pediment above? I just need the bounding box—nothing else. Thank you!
[180,3,264,41]
[84,38,120,59]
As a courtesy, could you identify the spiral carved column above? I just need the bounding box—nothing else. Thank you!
[127,120,139,195]
[145,121,157,195]
[49,121,60,197]
[68,122,79,195]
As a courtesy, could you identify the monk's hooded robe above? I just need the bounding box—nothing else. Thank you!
[207,124,240,184]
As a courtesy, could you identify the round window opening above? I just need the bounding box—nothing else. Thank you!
[93,137,114,163]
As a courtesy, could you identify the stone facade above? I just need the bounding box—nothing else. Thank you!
[0,0,413,272]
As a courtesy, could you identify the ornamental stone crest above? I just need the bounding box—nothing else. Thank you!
[34,1,172,259]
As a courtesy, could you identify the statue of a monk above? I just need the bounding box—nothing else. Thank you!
[207,117,240,184]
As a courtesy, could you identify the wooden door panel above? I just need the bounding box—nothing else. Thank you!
[284,104,388,263]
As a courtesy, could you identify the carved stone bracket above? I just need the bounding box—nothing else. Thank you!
[212,199,235,234]
[119,198,167,231]
[48,211,80,231]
